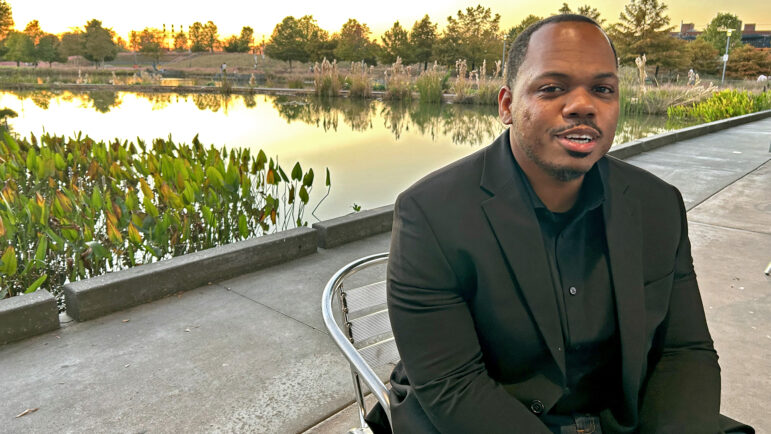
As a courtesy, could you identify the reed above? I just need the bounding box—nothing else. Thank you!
[415,62,445,104]
[348,61,372,99]
[384,57,413,101]
[313,58,341,98]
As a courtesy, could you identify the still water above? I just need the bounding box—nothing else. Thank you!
[0,90,692,220]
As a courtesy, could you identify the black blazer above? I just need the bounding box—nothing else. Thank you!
[384,131,724,433]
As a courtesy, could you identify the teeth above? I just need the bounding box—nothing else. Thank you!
[565,134,593,143]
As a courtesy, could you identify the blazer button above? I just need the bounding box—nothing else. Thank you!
[529,399,545,415]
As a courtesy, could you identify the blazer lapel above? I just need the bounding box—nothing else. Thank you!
[479,133,566,376]
[602,158,646,422]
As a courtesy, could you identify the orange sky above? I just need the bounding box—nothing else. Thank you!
[8,0,771,41]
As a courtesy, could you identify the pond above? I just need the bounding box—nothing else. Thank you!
[0,90,696,221]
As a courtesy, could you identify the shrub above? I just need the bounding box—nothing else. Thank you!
[314,58,341,98]
[668,89,771,122]
[471,60,503,105]
[348,61,372,99]
[415,62,445,104]
[0,132,324,307]
[384,57,413,101]
[451,59,473,104]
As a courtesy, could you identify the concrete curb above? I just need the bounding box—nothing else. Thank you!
[63,227,318,322]
[0,290,59,345]
[313,205,394,249]
[608,109,771,159]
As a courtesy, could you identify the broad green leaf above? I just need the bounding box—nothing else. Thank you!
[278,166,289,183]
[325,168,331,187]
[238,214,249,239]
[128,223,142,244]
[91,189,103,211]
[0,214,5,238]
[255,149,267,171]
[143,196,159,218]
[25,274,47,294]
[86,241,110,260]
[35,236,48,263]
[3,131,20,153]
[26,148,37,173]
[0,246,17,276]
[206,166,225,189]
[291,163,302,181]
[299,186,309,204]
[303,169,314,188]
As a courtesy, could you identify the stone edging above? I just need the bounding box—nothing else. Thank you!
[2,111,769,344]
[608,109,771,159]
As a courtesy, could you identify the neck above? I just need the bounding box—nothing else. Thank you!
[511,146,584,213]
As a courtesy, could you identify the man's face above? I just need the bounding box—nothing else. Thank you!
[499,21,619,182]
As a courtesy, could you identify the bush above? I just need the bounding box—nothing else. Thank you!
[0,132,323,307]
[415,62,445,104]
[314,58,341,98]
[667,89,771,122]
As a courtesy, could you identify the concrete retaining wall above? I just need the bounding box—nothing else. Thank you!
[63,226,318,321]
[608,109,771,159]
[0,290,59,345]
[313,205,394,249]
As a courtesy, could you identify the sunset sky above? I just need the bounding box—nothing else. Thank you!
[8,0,771,41]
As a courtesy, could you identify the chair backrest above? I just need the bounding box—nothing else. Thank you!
[322,252,399,432]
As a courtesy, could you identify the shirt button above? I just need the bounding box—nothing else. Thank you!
[530,399,545,415]
[569,286,578,295]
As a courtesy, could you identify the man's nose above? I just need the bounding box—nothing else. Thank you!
[562,88,596,118]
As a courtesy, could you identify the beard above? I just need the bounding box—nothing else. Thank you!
[518,137,590,182]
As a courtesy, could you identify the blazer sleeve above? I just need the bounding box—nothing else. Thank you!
[639,187,721,434]
[387,194,551,434]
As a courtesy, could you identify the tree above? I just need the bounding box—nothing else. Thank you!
[173,30,187,52]
[725,44,771,79]
[133,27,163,63]
[189,22,206,52]
[686,39,720,75]
[201,21,219,52]
[333,18,378,64]
[83,19,118,67]
[3,31,34,66]
[265,16,307,70]
[224,26,253,53]
[23,20,43,45]
[435,5,501,71]
[36,34,66,67]
[409,15,437,71]
[297,15,332,62]
[506,14,542,43]
[558,3,572,14]
[699,13,743,54]
[380,21,411,65]
[59,32,84,57]
[609,0,688,72]
[0,0,13,40]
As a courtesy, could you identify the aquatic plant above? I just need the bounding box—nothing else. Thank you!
[668,89,771,122]
[0,132,324,308]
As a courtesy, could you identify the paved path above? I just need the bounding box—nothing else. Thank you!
[1,118,769,434]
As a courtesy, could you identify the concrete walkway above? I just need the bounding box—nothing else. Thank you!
[1,118,769,434]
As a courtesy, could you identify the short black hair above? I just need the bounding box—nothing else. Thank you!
[504,14,617,88]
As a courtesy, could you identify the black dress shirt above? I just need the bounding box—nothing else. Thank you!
[514,160,622,416]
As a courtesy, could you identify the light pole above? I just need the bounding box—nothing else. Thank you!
[720,28,733,86]
[502,35,508,71]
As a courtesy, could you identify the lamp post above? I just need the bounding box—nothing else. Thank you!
[720,28,733,86]
[502,35,508,71]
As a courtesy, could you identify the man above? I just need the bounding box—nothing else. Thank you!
[370,14,753,434]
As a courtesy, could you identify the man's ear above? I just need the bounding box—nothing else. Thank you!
[498,86,513,125]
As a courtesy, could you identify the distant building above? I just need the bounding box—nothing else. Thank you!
[672,23,771,48]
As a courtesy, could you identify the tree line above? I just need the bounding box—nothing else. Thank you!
[0,0,768,78]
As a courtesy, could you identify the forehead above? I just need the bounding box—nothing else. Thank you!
[521,22,616,77]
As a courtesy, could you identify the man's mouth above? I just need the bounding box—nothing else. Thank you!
[554,127,601,153]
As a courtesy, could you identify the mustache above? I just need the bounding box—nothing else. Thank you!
[549,121,603,138]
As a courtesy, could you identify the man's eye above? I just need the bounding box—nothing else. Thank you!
[594,86,615,94]
[539,85,563,93]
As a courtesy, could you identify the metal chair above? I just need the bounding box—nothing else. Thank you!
[322,252,399,433]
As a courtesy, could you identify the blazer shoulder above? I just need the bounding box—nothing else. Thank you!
[605,155,680,199]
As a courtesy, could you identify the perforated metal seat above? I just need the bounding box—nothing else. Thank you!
[322,253,398,433]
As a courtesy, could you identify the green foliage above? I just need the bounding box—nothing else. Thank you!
[435,5,502,71]
[0,0,12,40]
[189,21,219,53]
[556,3,605,25]
[609,0,688,71]
[0,132,324,306]
[59,32,84,58]
[36,34,66,66]
[265,16,308,70]
[409,15,437,71]
[699,13,743,53]
[333,19,378,64]
[667,89,771,122]
[83,19,118,66]
[380,21,411,65]
[224,26,254,53]
[686,39,720,75]
[130,28,163,63]
[415,63,446,103]
[3,31,34,66]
